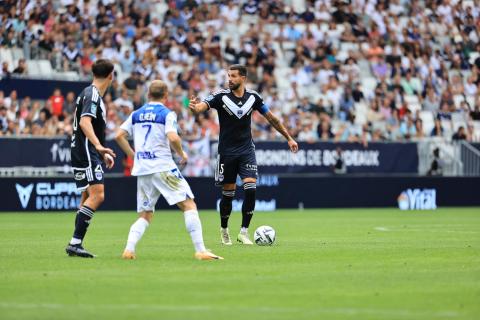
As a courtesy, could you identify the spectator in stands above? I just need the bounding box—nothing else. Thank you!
[367,99,384,123]
[49,89,64,119]
[427,148,443,176]
[437,103,454,122]
[372,56,388,79]
[1,62,11,79]
[0,106,7,134]
[63,39,81,72]
[120,50,135,75]
[122,71,142,97]
[12,59,27,74]
[400,113,417,140]
[297,122,317,143]
[471,105,480,121]
[63,91,76,115]
[422,88,440,112]
[122,154,134,177]
[297,97,315,113]
[401,71,419,95]
[221,2,240,23]
[317,120,334,141]
[467,123,480,142]
[33,108,49,130]
[114,90,134,111]
[0,0,479,145]
[431,119,445,137]
[3,90,18,109]
[352,83,364,102]
[452,126,467,141]
[415,119,425,139]
[333,147,347,174]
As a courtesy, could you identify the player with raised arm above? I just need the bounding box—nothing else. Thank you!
[66,59,116,258]
[115,80,223,261]
[189,64,298,245]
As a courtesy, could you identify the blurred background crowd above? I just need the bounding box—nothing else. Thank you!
[1,0,480,144]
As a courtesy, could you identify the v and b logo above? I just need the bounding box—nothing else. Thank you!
[16,184,34,209]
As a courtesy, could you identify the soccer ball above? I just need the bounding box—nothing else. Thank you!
[254,226,276,246]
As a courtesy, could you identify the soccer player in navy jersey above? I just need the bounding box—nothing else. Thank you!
[189,64,298,245]
[66,59,116,258]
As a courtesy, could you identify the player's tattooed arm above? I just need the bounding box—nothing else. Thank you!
[188,96,209,114]
[263,111,299,153]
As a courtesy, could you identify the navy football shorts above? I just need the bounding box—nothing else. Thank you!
[72,160,104,191]
[215,152,258,186]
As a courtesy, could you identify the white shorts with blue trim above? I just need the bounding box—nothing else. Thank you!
[136,169,194,212]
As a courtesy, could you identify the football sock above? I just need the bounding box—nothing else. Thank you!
[240,227,248,234]
[184,210,206,253]
[125,217,149,252]
[220,190,235,228]
[241,183,256,228]
[71,205,95,245]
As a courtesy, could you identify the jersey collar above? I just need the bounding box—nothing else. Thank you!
[147,101,165,107]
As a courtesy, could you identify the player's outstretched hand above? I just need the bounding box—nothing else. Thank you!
[179,151,188,165]
[288,139,299,153]
[188,96,200,113]
[104,153,115,169]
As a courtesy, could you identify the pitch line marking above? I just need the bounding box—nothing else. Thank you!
[0,303,460,318]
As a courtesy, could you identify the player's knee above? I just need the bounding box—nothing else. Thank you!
[177,198,196,212]
[140,211,153,223]
[222,183,236,190]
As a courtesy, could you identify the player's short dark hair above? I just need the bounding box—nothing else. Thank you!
[229,64,247,77]
[92,59,114,79]
[148,80,168,100]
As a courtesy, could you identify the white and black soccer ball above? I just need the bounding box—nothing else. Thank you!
[254,226,276,246]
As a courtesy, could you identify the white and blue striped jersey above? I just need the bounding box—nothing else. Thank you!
[120,103,178,176]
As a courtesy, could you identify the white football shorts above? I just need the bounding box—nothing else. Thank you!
[136,169,194,212]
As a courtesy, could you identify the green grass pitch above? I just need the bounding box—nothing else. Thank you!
[0,208,479,320]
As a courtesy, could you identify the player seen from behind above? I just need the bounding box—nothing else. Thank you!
[115,80,223,261]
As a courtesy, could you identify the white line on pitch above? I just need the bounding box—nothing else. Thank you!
[0,303,460,318]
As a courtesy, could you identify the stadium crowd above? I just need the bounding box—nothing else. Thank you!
[1,0,480,143]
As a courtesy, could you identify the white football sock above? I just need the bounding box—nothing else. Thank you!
[70,237,82,245]
[184,210,207,253]
[240,227,248,234]
[125,217,149,252]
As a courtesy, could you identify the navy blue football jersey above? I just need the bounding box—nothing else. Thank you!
[203,88,269,155]
[70,85,106,167]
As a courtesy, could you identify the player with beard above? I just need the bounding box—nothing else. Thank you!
[189,64,298,245]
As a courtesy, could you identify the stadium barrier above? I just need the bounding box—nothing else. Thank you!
[2,176,478,212]
[0,138,419,175]
[0,77,90,100]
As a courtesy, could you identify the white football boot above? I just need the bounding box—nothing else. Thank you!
[220,228,233,245]
[237,231,253,245]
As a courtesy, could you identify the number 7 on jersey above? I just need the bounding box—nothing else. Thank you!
[141,124,152,147]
